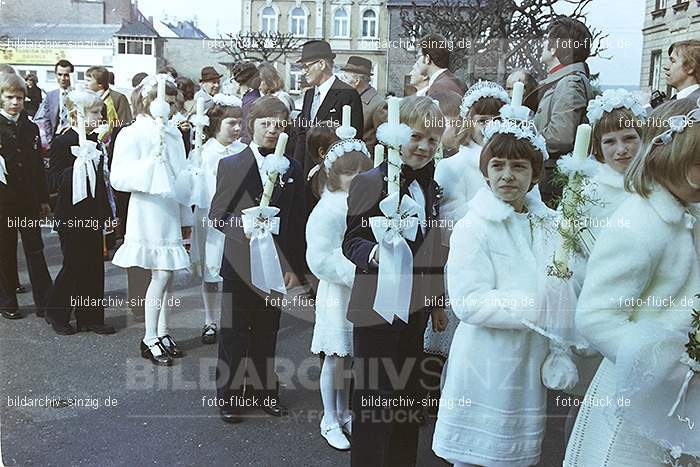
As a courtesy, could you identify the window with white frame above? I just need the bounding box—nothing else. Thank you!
[649,50,662,90]
[290,7,307,37]
[361,9,377,38]
[289,64,303,92]
[333,7,349,37]
[117,36,154,55]
[261,6,278,34]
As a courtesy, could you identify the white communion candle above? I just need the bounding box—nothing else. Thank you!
[572,124,592,160]
[374,144,385,168]
[76,108,87,146]
[259,133,289,208]
[196,96,205,117]
[157,77,166,101]
[388,147,401,196]
[511,81,525,108]
[387,97,400,125]
[342,105,351,128]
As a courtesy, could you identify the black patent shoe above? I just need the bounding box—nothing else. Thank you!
[1,309,23,320]
[77,323,116,334]
[201,323,217,344]
[159,334,184,358]
[260,397,289,417]
[140,340,173,366]
[15,285,27,294]
[220,406,243,424]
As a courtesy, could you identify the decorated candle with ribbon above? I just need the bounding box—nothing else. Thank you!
[387,97,401,197]
[342,105,351,128]
[76,107,87,146]
[572,124,592,160]
[157,76,166,102]
[374,144,384,168]
[259,132,289,208]
[193,96,207,158]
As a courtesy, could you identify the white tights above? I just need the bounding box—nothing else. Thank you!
[320,355,352,425]
[143,270,174,353]
[201,281,220,326]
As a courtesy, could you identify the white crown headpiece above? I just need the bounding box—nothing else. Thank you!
[483,118,549,161]
[323,139,371,173]
[586,88,647,127]
[140,73,176,98]
[460,80,510,119]
[653,97,700,145]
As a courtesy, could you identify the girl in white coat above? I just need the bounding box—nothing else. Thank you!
[307,139,372,451]
[111,75,193,366]
[190,98,245,344]
[433,119,558,467]
[564,98,700,466]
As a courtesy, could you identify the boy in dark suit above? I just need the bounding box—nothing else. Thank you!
[343,95,447,467]
[209,95,306,423]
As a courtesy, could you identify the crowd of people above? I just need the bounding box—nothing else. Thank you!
[1,15,700,467]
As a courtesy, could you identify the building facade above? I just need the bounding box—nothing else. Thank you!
[640,0,700,94]
[242,0,388,95]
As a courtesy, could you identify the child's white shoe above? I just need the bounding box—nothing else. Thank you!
[320,418,350,451]
[341,414,352,437]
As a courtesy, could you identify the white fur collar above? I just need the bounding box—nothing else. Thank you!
[647,184,691,225]
[455,142,482,169]
[594,162,624,190]
[469,186,551,222]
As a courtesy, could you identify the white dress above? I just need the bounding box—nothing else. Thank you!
[306,189,355,357]
[433,187,557,467]
[564,186,700,466]
[568,162,630,396]
[190,138,246,282]
[110,115,194,271]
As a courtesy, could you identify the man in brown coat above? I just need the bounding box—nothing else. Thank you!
[414,33,466,99]
[339,56,384,153]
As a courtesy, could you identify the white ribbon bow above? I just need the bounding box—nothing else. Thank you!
[71,141,101,205]
[241,206,286,295]
[0,154,7,185]
[368,192,421,324]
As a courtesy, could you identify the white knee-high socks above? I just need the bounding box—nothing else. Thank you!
[144,270,173,353]
[201,281,219,326]
[320,355,352,426]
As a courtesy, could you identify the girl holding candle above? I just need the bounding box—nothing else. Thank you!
[190,97,245,345]
[110,75,193,366]
[44,89,115,335]
[432,118,557,467]
[564,98,700,466]
[208,96,306,422]
[307,138,372,450]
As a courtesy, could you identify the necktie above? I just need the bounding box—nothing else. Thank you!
[258,147,275,156]
[310,88,321,121]
[58,90,70,132]
[400,161,435,194]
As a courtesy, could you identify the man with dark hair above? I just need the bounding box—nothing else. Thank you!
[34,59,74,149]
[86,66,132,131]
[289,40,364,176]
[131,72,148,88]
[664,40,700,101]
[414,33,466,98]
[533,16,593,205]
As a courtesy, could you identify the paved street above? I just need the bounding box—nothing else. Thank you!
[1,228,567,466]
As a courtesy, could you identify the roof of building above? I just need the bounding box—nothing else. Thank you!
[161,20,209,39]
[0,24,122,43]
[115,20,160,37]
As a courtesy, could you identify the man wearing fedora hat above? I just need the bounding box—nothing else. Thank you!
[194,66,223,113]
[232,61,262,144]
[339,56,384,154]
[289,40,364,177]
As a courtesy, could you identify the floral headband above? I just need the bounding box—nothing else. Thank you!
[323,139,371,173]
[140,73,176,98]
[483,118,549,161]
[586,88,646,127]
[460,80,510,119]
[653,97,700,145]
[212,93,243,107]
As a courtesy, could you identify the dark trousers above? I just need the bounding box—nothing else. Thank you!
[0,214,52,313]
[45,229,105,326]
[351,311,428,467]
[216,279,282,404]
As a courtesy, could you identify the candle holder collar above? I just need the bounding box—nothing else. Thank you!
[376,122,412,150]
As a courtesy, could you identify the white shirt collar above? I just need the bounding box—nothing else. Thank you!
[415,87,428,96]
[676,84,700,100]
[427,68,447,89]
[315,75,336,103]
[0,109,19,122]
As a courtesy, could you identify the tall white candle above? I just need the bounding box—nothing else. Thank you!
[259,132,289,208]
[511,81,525,108]
[572,124,592,160]
[374,144,384,168]
[196,96,205,117]
[157,77,166,101]
[388,148,401,196]
[387,97,400,125]
[76,108,87,146]
[342,105,351,128]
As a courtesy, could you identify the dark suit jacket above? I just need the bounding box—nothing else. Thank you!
[107,89,133,125]
[209,146,306,293]
[289,77,364,176]
[48,130,112,233]
[0,112,48,216]
[427,70,467,98]
[342,162,446,328]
